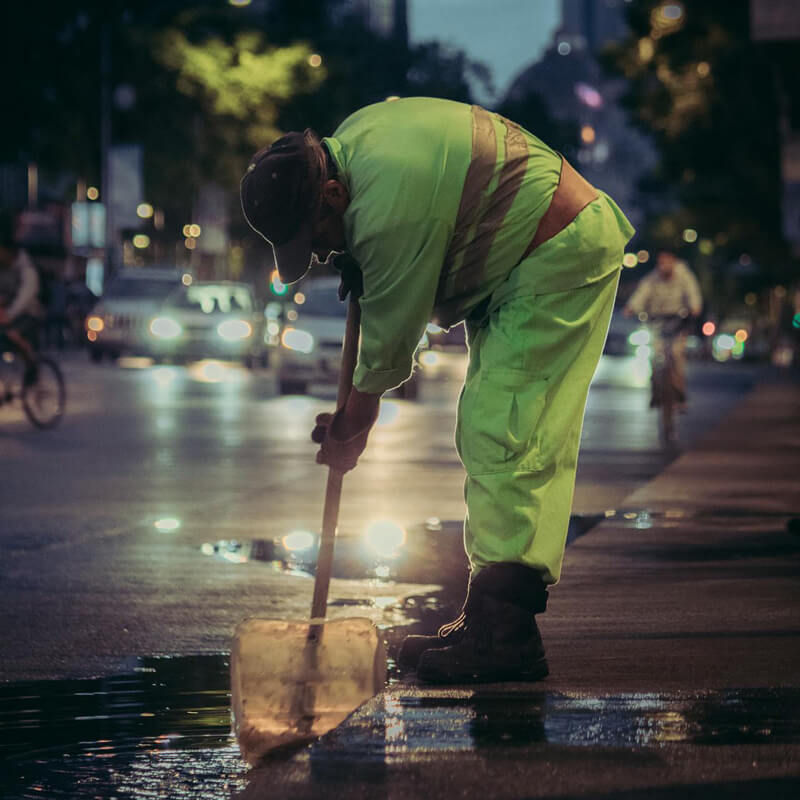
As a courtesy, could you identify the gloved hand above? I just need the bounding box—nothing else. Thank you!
[312,388,380,473]
[312,407,374,473]
[331,253,363,301]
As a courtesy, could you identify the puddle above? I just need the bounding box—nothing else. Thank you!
[198,514,602,584]
[0,655,245,799]
[3,655,799,798]
[197,510,800,586]
[4,509,798,797]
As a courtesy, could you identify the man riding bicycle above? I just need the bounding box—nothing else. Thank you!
[623,250,702,408]
[0,212,45,382]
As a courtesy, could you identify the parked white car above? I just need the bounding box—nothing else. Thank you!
[275,276,420,398]
[85,268,183,362]
[147,281,267,367]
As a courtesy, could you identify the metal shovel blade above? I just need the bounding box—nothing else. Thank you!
[231,616,386,765]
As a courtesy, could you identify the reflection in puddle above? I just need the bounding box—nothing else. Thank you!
[315,687,800,764]
[0,655,245,799]
[3,661,800,797]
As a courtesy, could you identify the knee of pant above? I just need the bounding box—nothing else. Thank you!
[459,371,551,476]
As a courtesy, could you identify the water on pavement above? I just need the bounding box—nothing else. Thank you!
[3,653,799,799]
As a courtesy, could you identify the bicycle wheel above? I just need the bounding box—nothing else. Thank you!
[22,357,66,429]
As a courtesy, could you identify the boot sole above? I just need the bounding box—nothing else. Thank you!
[417,657,549,685]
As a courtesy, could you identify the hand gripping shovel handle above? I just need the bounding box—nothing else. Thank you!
[309,295,361,622]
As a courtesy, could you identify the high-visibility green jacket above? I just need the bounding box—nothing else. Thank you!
[323,97,634,395]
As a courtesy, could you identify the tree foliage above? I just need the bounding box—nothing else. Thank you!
[605,0,800,285]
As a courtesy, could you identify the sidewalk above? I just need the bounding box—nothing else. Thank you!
[242,378,800,799]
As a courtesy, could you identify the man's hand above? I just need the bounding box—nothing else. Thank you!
[311,387,379,472]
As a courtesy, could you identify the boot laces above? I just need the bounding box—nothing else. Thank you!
[437,609,492,653]
[437,611,466,639]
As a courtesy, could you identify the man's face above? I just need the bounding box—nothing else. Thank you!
[311,207,346,262]
[656,251,677,278]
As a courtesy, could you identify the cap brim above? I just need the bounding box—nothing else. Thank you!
[272,218,313,284]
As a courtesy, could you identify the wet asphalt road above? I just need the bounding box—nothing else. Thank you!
[0,349,757,682]
[0,349,783,799]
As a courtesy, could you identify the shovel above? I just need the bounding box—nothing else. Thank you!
[231,296,386,765]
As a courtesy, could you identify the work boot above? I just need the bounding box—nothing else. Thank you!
[412,563,549,684]
[397,609,469,669]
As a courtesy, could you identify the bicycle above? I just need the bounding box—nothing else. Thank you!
[0,346,66,429]
[646,313,689,449]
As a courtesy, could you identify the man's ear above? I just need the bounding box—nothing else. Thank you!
[322,179,349,213]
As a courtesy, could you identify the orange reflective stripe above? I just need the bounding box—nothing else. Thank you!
[436,109,530,324]
[454,115,529,295]
[439,106,496,294]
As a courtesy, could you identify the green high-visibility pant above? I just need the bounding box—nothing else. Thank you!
[456,268,620,585]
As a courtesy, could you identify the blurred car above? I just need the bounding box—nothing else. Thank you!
[603,309,647,356]
[85,268,183,362]
[147,281,267,367]
[275,276,349,395]
[275,275,420,398]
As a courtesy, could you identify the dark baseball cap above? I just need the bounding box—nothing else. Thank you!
[240,130,324,284]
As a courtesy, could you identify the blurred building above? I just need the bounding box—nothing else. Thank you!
[503,0,655,232]
[751,0,800,257]
[333,0,408,41]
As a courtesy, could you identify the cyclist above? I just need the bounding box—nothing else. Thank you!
[623,250,703,409]
[0,213,45,382]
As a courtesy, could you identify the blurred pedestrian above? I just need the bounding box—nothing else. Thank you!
[241,97,635,683]
[0,212,44,379]
[623,251,703,408]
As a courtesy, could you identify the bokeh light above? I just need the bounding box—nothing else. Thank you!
[364,520,407,559]
[154,518,181,532]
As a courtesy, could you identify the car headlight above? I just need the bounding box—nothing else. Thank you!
[364,520,407,559]
[628,328,651,347]
[281,530,316,552]
[86,315,105,332]
[149,316,182,339]
[281,327,314,354]
[217,319,252,341]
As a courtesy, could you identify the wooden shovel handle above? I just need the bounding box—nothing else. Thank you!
[309,296,361,622]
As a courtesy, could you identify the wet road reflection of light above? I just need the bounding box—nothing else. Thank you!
[376,399,401,427]
[593,353,651,388]
[310,687,800,765]
[117,356,155,370]
[3,662,800,797]
[0,656,246,800]
[153,517,181,533]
